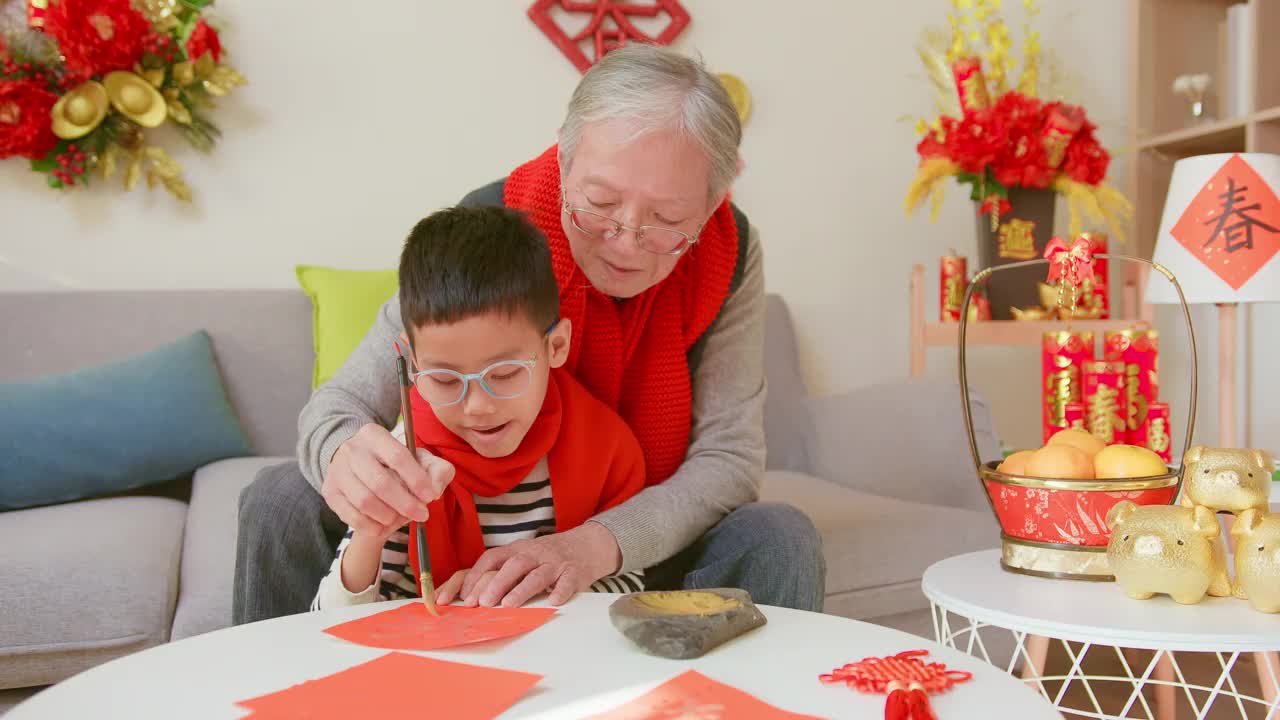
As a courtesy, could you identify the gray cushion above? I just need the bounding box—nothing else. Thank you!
[171,457,290,640]
[761,470,997,602]
[0,497,185,689]
[762,295,814,474]
[807,378,1001,513]
[0,290,315,457]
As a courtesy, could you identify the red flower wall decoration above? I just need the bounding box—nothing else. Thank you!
[527,0,690,73]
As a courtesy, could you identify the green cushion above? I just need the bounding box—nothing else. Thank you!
[296,265,399,388]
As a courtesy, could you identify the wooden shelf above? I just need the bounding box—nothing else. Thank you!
[1136,117,1247,156]
[925,319,1143,348]
[1253,105,1280,123]
[1131,0,1280,258]
[1135,107,1280,158]
[907,264,1149,376]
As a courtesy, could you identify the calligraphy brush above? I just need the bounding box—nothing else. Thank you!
[395,341,439,617]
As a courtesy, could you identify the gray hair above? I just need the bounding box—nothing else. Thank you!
[559,44,742,203]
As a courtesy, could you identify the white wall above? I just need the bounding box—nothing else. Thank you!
[8,1,1261,455]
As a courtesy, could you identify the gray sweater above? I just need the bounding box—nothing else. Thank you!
[296,205,766,574]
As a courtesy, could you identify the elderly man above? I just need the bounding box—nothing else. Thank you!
[233,44,825,622]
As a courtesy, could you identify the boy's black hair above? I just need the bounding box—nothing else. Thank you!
[398,206,559,341]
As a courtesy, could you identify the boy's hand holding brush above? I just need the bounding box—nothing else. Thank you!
[332,345,454,613]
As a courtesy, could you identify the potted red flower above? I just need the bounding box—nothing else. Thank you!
[904,0,1131,319]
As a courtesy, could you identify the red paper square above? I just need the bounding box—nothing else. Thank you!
[235,651,541,720]
[1170,153,1280,290]
[323,603,557,651]
[587,670,823,720]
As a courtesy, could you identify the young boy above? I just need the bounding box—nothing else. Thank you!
[313,206,645,610]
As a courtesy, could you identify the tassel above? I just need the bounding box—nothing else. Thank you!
[910,687,938,720]
[886,683,939,720]
[884,686,912,720]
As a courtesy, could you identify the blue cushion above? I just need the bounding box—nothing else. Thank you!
[0,332,251,511]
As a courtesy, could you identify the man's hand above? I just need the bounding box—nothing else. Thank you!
[441,522,622,608]
[434,568,498,605]
[322,423,455,536]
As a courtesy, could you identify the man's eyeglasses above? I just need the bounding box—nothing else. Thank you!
[562,194,699,256]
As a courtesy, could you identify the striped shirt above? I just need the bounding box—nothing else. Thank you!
[312,456,643,609]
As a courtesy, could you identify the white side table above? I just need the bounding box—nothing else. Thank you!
[923,550,1280,720]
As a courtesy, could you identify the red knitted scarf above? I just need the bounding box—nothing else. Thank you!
[503,145,740,483]
[407,369,644,587]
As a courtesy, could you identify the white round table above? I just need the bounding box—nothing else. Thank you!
[8,594,1059,719]
[923,550,1280,720]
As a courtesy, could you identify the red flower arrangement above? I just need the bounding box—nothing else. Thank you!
[1063,124,1109,186]
[904,0,1130,242]
[185,19,220,63]
[0,0,245,200]
[42,0,150,77]
[0,76,58,159]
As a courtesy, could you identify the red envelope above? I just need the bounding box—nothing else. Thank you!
[587,670,823,720]
[323,603,557,651]
[235,651,541,720]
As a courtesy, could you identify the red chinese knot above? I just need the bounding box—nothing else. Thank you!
[527,0,691,73]
[820,650,972,720]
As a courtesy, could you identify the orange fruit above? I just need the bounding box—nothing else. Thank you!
[1094,444,1168,479]
[1025,444,1095,479]
[1047,428,1107,459]
[997,450,1035,476]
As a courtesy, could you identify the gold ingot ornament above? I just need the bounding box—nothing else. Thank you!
[50,81,108,139]
[1232,509,1280,613]
[1010,305,1055,321]
[103,72,167,128]
[1180,446,1273,514]
[1106,501,1232,604]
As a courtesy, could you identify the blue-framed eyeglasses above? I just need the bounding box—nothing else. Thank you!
[408,320,559,407]
[409,356,539,407]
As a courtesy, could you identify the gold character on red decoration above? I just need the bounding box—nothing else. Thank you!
[1126,364,1144,432]
[998,219,1037,260]
[945,277,964,312]
[1087,384,1119,445]
[1148,418,1169,455]
[1045,365,1076,430]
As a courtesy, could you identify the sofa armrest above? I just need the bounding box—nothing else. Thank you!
[806,378,1001,513]
[170,457,291,640]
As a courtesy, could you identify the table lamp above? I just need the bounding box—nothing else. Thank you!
[1145,152,1280,448]
[1144,152,1280,709]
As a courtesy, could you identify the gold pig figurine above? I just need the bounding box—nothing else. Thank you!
[1105,501,1232,604]
[1231,509,1280,613]
[1180,446,1273,514]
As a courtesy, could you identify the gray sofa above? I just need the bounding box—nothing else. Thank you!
[0,289,1001,705]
